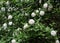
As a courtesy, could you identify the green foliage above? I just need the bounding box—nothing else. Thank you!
[0,0,60,43]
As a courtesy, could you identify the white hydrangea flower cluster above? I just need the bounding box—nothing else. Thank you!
[3,23,7,30]
[43,3,48,8]
[28,19,35,25]
[8,21,13,25]
[51,30,57,36]
[40,11,45,16]
[2,14,13,29]
[8,15,13,19]
[5,1,10,5]
[55,40,59,43]
[50,30,60,43]
[23,23,29,29]
[39,2,53,16]
[1,7,5,11]
[11,39,16,43]
[31,12,36,17]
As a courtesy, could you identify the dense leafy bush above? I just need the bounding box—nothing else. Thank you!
[0,0,60,43]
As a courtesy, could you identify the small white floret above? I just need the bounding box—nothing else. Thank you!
[28,19,35,25]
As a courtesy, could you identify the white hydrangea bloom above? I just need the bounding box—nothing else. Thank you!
[48,4,53,9]
[6,1,10,5]
[3,23,7,29]
[8,15,13,19]
[25,0,29,2]
[8,21,13,25]
[55,40,59,43]
[39,0,41,3]
[25,13,28,16]
[17,27,22,31]
[48,5,53,11]
[36,10,39,13]
[3,23,7,27]
[40,11,45,16]
[39,8,41,10]
[51,30,57,36]
[8,7,13,12]
[21,0,24,2]
[31,12,36,17]
[1,7,5,11]
[23,23,29,29]
[43,3,48,8]
[11,39,16,43]
[28,19,35,25]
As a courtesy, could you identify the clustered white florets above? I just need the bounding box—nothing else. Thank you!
[11,39,16,43]
[48,5,53,11]
[3,23,7,29]
[25,13,28,16]
[2,14,13,29]
[2,22,13,29]
[51,30,57,36]
[35,10,39,13]
[31,12,36,17]
[39,0,42,3]
[40,11,45,16]
[1,7,5,11]
[8,21,13,25]
[28,19,35,25]
[8,15,13,19]
[6,1,10,5]
[55,40,59,43]
[43,3,48,8]
[23,23,29,29]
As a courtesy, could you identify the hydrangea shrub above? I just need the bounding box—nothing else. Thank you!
[0,0,60,43]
